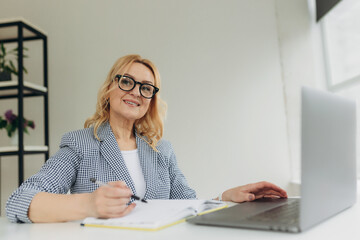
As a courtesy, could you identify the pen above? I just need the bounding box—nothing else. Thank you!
[90,178,148,203]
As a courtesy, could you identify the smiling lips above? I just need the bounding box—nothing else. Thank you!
[123,99,140,107]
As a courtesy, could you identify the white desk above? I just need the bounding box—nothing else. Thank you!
[1,201,359,240]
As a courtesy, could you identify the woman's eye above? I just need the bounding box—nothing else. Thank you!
[141,86,152,92]
[121,78,132,85]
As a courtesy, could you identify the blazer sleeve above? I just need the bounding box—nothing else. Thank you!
[167,143,197,199]
[5,132,81,223]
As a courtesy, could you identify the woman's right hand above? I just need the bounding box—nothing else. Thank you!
[88,181,136,218]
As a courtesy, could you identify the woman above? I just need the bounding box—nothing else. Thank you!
[6,55,287,223]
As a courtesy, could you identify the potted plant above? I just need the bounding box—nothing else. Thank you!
[0,42,28,81]
[0,109,35,141]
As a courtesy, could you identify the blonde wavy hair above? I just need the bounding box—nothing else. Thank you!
[84,54,167,150]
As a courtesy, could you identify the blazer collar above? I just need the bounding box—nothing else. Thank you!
[97,122,159,199]
[98,122,136,195]
[96,121,112,142]
[135,133,159,199]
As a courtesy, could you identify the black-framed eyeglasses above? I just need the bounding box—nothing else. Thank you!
[114,74,159,99]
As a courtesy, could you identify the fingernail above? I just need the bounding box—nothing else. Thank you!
[249,195,254,201]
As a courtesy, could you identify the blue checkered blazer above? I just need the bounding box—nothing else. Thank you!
[6,122,196,223]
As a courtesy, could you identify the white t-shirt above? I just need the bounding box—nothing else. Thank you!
[121,149,146,198]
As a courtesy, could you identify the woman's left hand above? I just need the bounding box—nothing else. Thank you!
[221,181,288,203]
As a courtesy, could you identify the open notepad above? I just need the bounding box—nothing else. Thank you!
[81,199,227,231]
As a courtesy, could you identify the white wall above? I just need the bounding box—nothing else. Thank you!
[0,0,323,215]
[275,0,327,184]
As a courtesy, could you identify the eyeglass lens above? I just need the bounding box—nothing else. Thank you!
[118,76,156,98]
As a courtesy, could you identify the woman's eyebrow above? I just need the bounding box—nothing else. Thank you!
[142,80,154,84]
[123,73,135,78]
[123,73,154,84]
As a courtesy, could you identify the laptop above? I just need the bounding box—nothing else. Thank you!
[187,87,357,233]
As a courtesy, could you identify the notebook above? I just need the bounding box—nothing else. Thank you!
[187,87,357,233]
[81,199,227,231]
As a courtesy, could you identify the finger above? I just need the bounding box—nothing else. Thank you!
[247,193,255,201]
[245,182,288,197]
[263,195,281,199]
[104,197,131,207]
[98,204,129,218]
[95,203,126,218]
[118,203,136,216]
[255,189,286,198]
[232,191,256,203]
[107,203,136,218]
[254,195,278,200]
[258,182,288,197]
[103,186,132,198]
[255,194,264,199]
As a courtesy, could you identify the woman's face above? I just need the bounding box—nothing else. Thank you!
[109,62,155,123]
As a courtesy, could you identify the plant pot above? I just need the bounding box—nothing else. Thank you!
[0,71,11,81]
[10,130,18,146]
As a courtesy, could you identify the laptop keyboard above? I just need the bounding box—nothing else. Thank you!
[246,199,300,226]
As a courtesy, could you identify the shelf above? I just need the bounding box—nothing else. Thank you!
[0,145,49,156]
[0,19,49,186]
[0,17,47,42]
[0,80,47,98]
[0,80,47,92]
[0,145,48,152]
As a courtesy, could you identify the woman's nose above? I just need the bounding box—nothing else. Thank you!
[129,83,141,97]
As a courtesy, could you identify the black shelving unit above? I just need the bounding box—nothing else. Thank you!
[0,19,49,187]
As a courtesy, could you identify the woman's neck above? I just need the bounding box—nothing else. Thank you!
[109,117,135,141]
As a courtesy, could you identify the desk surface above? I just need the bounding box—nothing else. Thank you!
[1,200,360,240]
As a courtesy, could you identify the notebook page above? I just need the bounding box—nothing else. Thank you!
[82,199,208,228]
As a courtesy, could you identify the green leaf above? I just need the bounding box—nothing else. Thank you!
[5,124,13,137]
[0,119,6,128]
[4,66,16,75]
[10,122,17,132]
[9,61,17,73]
[12,47,28,53]
[0,42,28,76]
[1,43,5,55]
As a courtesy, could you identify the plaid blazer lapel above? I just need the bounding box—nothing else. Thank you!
[136,133,159,199]
[97,122,137,195]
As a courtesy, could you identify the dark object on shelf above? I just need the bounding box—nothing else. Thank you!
[0,71,11,81]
